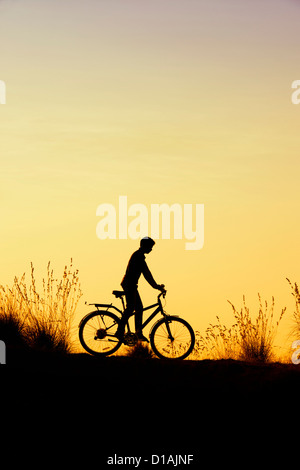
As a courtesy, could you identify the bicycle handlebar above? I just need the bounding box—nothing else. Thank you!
[158,285,167,299]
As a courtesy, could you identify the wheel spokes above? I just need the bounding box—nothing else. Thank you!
[81,313,120,354]
[153,319,193,358]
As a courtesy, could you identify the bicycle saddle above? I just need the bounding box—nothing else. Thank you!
[112,290,125,298]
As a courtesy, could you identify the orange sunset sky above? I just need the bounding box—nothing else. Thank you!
[1,0,300,353]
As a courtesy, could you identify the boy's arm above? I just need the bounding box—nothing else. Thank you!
[142,262,161,289]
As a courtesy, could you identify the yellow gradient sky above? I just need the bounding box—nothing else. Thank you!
[1,0,300,353]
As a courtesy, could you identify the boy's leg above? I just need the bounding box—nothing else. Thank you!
[116,287,147,341]
[134,291,148,341]
[115,289,135,337]
[134,290,144,334]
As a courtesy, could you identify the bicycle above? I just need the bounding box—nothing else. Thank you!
[78,288,195,359]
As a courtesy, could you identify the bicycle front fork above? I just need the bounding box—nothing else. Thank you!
[164,317,174,341]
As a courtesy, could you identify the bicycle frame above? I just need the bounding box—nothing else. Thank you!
[79,289,195,358]
[87,292,168,334]
[139,301,162,332]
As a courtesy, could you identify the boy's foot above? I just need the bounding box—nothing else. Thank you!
[136,333,149,343]
[115,326,124,339]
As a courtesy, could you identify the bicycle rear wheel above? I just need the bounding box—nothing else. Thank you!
[79,310,122,356]
[150,316,195,359]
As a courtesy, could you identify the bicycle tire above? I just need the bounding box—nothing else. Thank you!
[150,316,195,360]
[79,310,122,356]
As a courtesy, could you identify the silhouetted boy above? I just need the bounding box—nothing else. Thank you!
[116,237,164,341]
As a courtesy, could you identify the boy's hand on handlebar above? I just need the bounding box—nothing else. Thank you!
[158,284,166,292]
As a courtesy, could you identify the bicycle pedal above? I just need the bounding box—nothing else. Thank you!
[123,332,138,346]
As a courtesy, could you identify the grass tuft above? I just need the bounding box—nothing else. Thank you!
[0,260,82,354]
[228,294,286,362]
[126,341,156,359]
[194,294,286,363]
[287,278,300,341]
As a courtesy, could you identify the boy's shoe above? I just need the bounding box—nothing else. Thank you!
[136,333,149,343]
[115,327,124,339]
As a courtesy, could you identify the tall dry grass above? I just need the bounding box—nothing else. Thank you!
[228,295,286,362]
[193,316,240,360]
[194,294,286,362]
[287,278,300,341]
[0,260,82,353]
[125,341,156,359]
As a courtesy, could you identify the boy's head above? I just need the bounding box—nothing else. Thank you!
[140,236,155,253]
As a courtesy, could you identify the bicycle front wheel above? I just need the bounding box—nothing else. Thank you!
[79,310,121,356]
[150,316,195,360]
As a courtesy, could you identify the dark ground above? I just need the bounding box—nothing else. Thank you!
[1,349,299,467]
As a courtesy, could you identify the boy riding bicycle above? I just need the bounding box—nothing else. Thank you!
[116,237,165,342]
